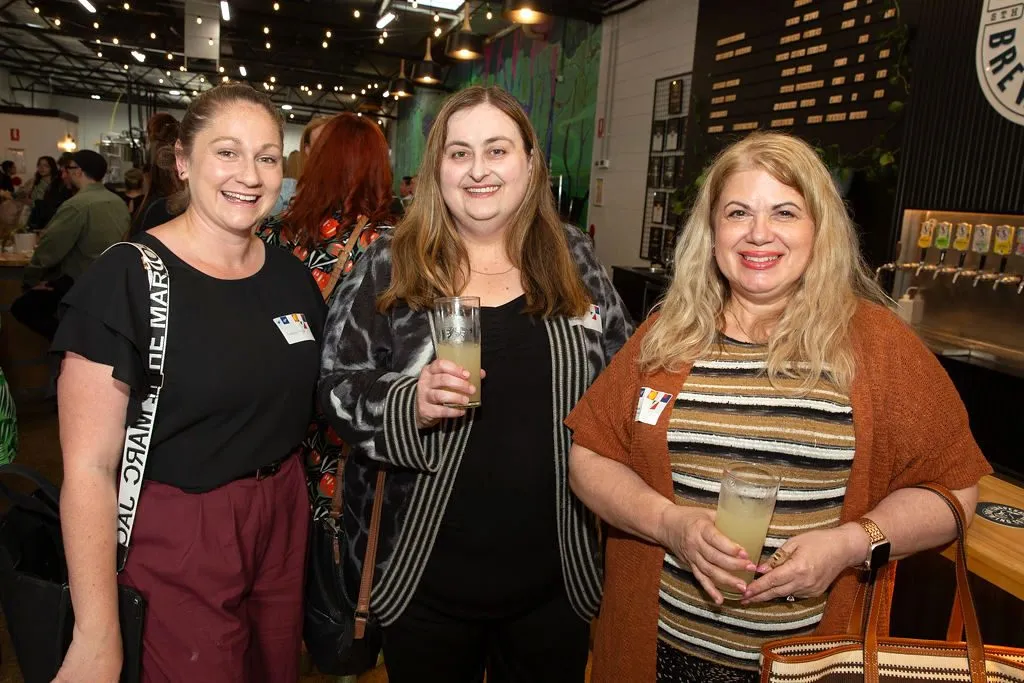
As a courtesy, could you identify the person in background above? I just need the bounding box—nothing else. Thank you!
[11,150,130,341]
[51,83,324,683]
[564,131,992,683]
[298,115,332,175]
[131,112,184,236]
[270,151,301,218]
[320,85,633,683]
[0,161,15,195]
[19,156,56,205]
[28,154,77,231]
[257,111,395,535]
[120,167,146,218]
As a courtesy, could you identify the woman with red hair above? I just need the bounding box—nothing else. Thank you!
[257,112,395,526]
[259,112,394,298]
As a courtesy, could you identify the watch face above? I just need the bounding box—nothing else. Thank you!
[870,541,891,569]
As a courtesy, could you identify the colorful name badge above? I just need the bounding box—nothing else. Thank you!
[571,304,603,332]
[634,387,673,425]
[273,313,315,345]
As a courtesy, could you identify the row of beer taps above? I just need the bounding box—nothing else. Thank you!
[874,221,1024,294]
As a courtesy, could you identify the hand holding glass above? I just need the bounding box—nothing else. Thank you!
[714,463,780,600]
[430,296,481,408]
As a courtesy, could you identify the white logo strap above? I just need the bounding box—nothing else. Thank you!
[109,243,170,571]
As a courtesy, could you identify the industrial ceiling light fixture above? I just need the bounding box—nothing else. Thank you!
[413,36,443,84]
[502,0,553,24]
[390,59,414,98]
[445,2,483,61]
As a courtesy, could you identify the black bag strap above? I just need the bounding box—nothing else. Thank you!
[103,243,170,572]
[0,463,61,506]
[0,464,61,524]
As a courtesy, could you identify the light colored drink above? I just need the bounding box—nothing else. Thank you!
[435,341,481,407]
[714,464,780,600]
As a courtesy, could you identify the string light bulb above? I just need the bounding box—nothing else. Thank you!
[434,12,440,22]
[96,51,102,57]
[322,40,328,48]
[273,2,279,10]
[382,30,388,38]
[219,66,225,73]
[316,83,322,89]
[353,9,360,17]
[112,37,119,44]
[54,18,61,26]
[123,2,130,9]
[325,29,332,38]
[378,36,384,44]
[34,6,40,13]
[263,26,269,34]
[150,32,156,39]
[487,8,493,19]
[433,26,441,37]
[265,41,271,49]
[167,52,173,59]
[269,75,276,82]
[93,21,99,29]
[222,75,229,82]
[196,16,202,23]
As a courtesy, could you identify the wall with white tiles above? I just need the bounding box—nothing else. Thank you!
[588,0,700,268]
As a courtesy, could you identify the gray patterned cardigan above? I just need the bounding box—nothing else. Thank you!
[319,226,633,626]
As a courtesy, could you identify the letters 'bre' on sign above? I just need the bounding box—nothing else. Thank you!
[977,0,1024,126]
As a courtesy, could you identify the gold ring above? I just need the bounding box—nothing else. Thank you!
[767,548,790,568]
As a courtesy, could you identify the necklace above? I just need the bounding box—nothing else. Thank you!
[470,265,516,275]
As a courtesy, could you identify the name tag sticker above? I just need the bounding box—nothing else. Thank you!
[570,304,603,332]
[273,313,315,345]
[634,387,673,425]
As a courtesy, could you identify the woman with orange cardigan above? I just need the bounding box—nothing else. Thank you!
[565,131,990,683]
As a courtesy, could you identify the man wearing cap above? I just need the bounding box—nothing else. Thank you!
[12,149,129,340]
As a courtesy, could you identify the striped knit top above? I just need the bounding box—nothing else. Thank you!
[658,336,854,673]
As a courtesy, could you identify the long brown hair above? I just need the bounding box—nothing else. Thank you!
[379,85,589,317]
[282,113,393,248]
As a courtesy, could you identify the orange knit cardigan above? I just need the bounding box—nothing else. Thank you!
[565,301,992,683]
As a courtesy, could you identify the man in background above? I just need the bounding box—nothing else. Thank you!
[0,161,15,195]
[12,150,129,340]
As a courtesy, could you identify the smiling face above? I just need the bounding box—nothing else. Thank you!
[177,101,283,235]
[439,102,532,238]
[713,168,815,308]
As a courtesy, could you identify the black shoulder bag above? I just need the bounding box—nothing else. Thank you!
[0,242,169,683]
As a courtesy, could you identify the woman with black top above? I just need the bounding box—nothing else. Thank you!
[51,84,325,683]
[320,85,633,683]
[130,113,185,236]
[25,156,73,230]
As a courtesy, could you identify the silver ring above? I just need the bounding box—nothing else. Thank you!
[785,595,796,602]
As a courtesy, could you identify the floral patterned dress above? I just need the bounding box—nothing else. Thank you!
[257,210,390,525]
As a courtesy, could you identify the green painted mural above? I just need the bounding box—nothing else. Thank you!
[390,17,601,225]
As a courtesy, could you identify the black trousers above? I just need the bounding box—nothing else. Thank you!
[11,276,73,341]
[382,587,590,683]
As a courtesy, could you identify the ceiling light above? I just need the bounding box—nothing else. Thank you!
[196,15,202,23]
[487,8,493,19]
[220,1,231,21]
[317,83,322,89]
[240,65,248,76]
[112,37,119,44]
[219,66,225,73]
[123,64,128,69]
[131,50,146,62]
[322,40,328,48]
[361,88,366,94]
[265,41,271,49]
[269,84,274,90]
[357,112,362,117]
[325,29,332,38]
[208,38,214,45]
[502,0,553,24]
[383,89,390,97]
[411,0,417,6]
[34,6,40,13]
[378,119,383,125]
[192,90,198,96]
[383,30,389,38]
[54,18,61,26]
[353,9,360,18]
[199,76,205,82]
[92,21,99,29]
[433,26,441,37]
[390,59,414,98]
[434,13,440,22]
[415,36,444,84]
[378,36,384,44]
[123,1,129,8]
[373,82,378,88]
[289,113,294,119]
[351,93,356,100]
[273,2,279,9]
[150,32,156,39]
[179,65,186,71]
[91,94,101,100]
[376,11,395,28]
[263,82,269,89]
[96,51,102,57]
[167,52,173,59]
[222,75,229,82]
[446,8,484,60]
[269,75,275,82]
[281,104,293,110]
[166,70,171,76]
[263,26,270,34]
[158,78,163,83]
[169,89,181,95]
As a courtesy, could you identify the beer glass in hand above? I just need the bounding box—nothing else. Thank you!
[430,296,482,407]
[714,463,780,599]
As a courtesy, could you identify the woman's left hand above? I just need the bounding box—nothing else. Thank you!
[741,524,866,604]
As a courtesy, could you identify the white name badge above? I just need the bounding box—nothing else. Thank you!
[570,304,603,332]
[634,387,673,425]
[273,313,315,345]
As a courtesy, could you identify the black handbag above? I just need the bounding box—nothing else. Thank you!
[0,465,145,683]
[0,242,170,683]
[303,452,387,676]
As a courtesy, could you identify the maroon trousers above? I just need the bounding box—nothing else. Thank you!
[119,455,309,683]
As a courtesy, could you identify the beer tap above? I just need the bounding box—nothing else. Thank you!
[956,223,991,285]
[918,221,952,277]
[938,222,972,279]
[977,225,1014,288]
[994,226,1024,291]
[904,219,936,275]
[874,261,897,281]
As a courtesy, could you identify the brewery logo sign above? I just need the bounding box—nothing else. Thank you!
[976,502,1024,529]
[977,0,1024,126]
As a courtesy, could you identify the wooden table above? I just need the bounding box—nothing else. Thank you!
[941,474,1024,600]
[0,251,50,402]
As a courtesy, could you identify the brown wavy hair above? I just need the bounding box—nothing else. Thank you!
[281,113,394,248]
[379,85,589,317]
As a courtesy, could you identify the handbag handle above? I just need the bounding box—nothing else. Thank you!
[321,215,369,302]
[862,483,987,683]
[0,463,61,508]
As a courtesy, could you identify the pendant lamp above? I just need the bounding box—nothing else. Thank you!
[502,0,553,24]
[445,3,484,61]
[390,59,414,98]
[414,37,444,84]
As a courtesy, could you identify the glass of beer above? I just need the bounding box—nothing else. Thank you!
[714,463,780,600]
[430,296,482,408]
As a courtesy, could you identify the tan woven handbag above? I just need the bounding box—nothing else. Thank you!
[760,483,1024,683]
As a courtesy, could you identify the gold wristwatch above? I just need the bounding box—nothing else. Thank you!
[856,517,891,573]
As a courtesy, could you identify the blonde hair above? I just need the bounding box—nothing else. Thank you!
[639,131,887,393]
[379,85,590,317]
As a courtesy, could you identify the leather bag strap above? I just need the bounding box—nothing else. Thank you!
[354,469,387,639]
[321,215,369,302]
[862,483,986,683]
